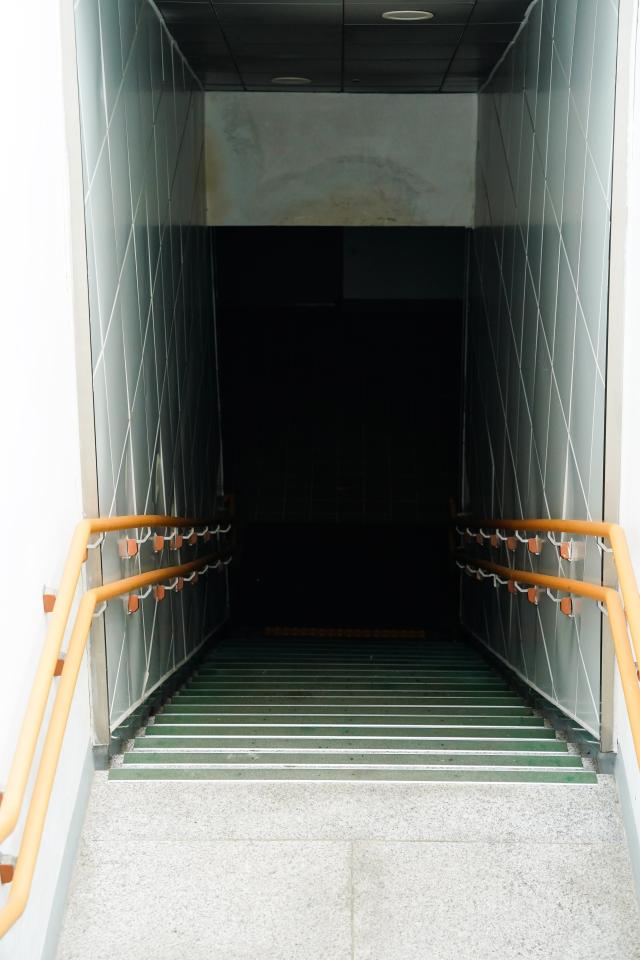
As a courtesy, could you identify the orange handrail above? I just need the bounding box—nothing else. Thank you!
[0,514,228,938]
[0,515,215,845]
[469,519,640,666]
[456,517,640,768]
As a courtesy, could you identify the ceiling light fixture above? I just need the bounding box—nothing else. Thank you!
[271,76,312,85]
[382,9,434,20]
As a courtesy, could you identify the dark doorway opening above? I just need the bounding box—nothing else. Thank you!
[215,227,465,631]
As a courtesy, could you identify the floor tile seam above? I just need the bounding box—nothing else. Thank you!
[350,840,355,960]
[107,775,603,785]
[79,837,628,848]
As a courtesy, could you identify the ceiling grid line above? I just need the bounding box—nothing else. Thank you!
[438,0,479,93]
[206,0,249,90]
[155,0,533,93]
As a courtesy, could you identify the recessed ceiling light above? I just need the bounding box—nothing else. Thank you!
[271,76,312,85]
[382,9,434,20]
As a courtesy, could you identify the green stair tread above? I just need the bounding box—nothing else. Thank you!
[109,767,598,784]
[147,723,555,737]
[173,695,525,705]
[161,704,534,716]
[193,670,503,677]
[122,751,584,767]
[201,662,492,669]
[198,657,499,664]
[134,736,568,751]
[181,681,511,689]
[207,651,484,656]
[156,713,539,725]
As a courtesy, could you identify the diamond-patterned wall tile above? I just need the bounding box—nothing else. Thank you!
[463,0,618,735]
[74,0,228,731]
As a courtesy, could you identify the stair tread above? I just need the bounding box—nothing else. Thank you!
[123,751,583,767]
[158,713,538,724]
[109,767,597,784]
[174,695,526,704]
[148,723,555,737]
[135,736,569,751]
[117,636,593,784]
[160,698,533,718]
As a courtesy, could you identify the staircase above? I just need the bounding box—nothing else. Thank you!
[112,633,596,784]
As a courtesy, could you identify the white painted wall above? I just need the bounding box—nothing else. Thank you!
[205,92,477,226]
[615,0,640,887]
[0,2,93,957]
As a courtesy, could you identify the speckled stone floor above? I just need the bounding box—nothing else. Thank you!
[56,773,640,960]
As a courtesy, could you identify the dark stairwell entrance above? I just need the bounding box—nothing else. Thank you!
[215,226,464,631]
[113,226,596,786]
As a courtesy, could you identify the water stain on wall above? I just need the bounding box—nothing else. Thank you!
[205,127,231,222]
[204,92,476,227]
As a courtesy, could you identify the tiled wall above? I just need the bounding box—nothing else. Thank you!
[74,0,227,730]
[463,0,619,734]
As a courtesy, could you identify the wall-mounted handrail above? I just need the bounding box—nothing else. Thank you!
[0,515,219,846]
[0,513,230,938]
[455,516,640,768]
[461,519,640,667]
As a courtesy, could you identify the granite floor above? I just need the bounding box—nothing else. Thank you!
[55,774,640,960]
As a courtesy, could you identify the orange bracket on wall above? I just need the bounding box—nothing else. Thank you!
[118,538,139,559]
[42,593,56,614]
[127,595,140,615]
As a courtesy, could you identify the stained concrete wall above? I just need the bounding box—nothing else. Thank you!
[205,93,477,227]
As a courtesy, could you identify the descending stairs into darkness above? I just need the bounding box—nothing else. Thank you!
[111,634,597,784]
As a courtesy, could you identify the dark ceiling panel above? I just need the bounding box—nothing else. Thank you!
[246,84,342,91]
[449,57,496,75]
[347,85,442,92]
[345,60,452,81]
[237,56,341,73]
[344,2,473,26]
[344,25,465,45]
[168,22,228,46]
[457,40,508,58]
[213,4,342,27]
[470,0,531,22]
[463,22,522,41]
[232,43,338,59]
[158,0,532,91]
[157,2,216,23]
[347,42,459,60]
[239,61,341,88]
[223,25,341,46]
